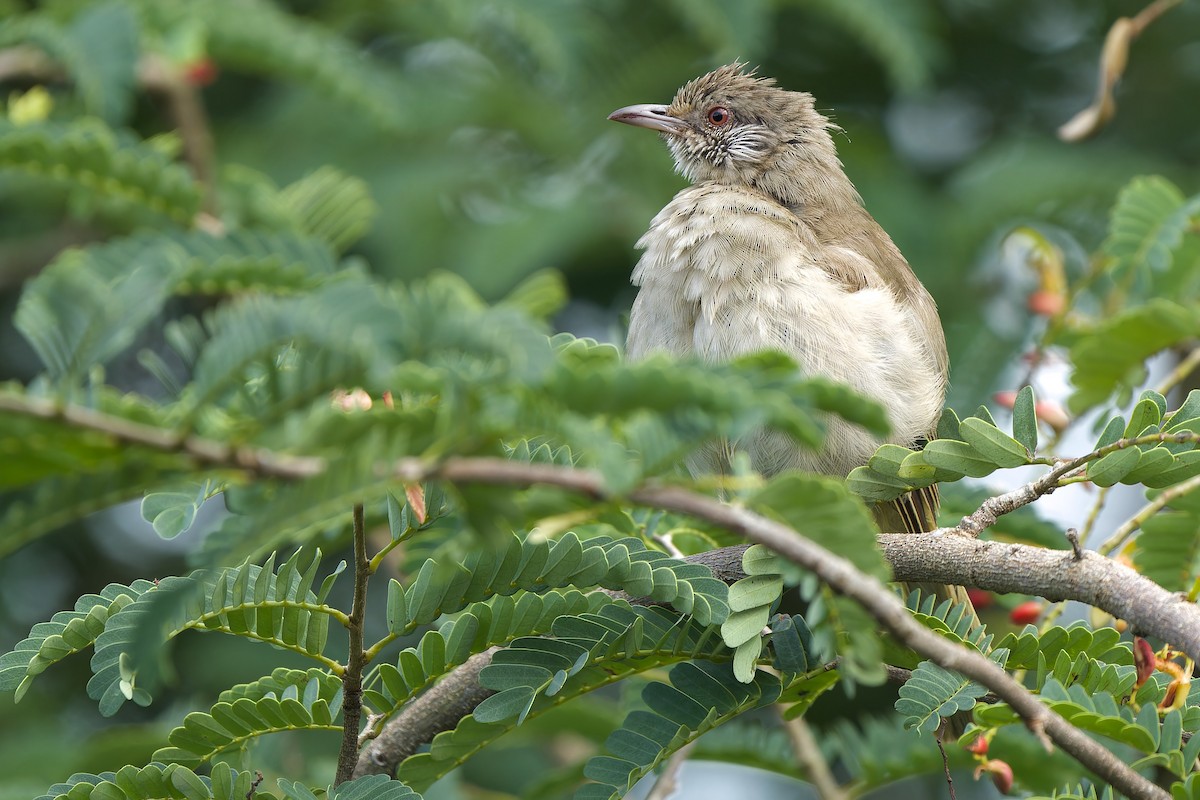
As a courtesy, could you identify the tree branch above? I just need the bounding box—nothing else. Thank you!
[353,648,499,778]
[4,397,1190,797]
[378,457,1169,799]
[334,504,370,786]
[880,533,1200,657]
[780,712,848,800]
[950,429,1200,537]
[0,393,325,479]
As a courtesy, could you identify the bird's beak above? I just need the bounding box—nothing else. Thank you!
[607,104,688,136]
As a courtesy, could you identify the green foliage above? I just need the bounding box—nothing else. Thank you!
[0,118,201,224]
[1029,787,1115,800]
[848,404,1036,501]
[852,388,1200,507]
[1068,301,1200,413]
[14,228,337,383]
[891,591,1003,732]
[1103,176,1200,282]
[0,579,154,701]
[2,547,364,795]
[896,660,991,735]
[996,624,1130,673]
[0,548,347,717]
[383,533,731,644]
[154,668,343,767]
[34,762,279,800]
[4,4,1200,797]
[396,603,739,791]
[135,0,404,131]
[1134,506,1200,592]
[365,590,607,721]
[575,662,782,800]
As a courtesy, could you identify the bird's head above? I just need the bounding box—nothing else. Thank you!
[609,63,845,207]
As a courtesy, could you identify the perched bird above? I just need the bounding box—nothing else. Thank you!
[609,63,974,618]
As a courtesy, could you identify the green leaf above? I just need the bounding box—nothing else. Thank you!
[721,606,771,649]
[958,417,1030,467]
[1103,176,1192,277]
[936,407,962,441]
[751,473,888,579]
[846,465,912,501]
[1125,396,1164,438]
[921,439,998,478]
[896,660,988,735]
[726,575,784,613]
[1087,448,1142,487]
[141,483,212,539]
[1013,385,1038,454]
[1068,300,1200,413]
[471,686,537,724]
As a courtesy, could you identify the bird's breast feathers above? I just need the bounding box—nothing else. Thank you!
[625,182,945,472]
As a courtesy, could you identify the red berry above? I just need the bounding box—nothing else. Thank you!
[1009,600,1042,626]
[965,736,989,755]
[992,391,1017,410]
[1034,400,1070,433]
[966,588,993,610]
[183,58,218,86]
[1027,289,1065,317]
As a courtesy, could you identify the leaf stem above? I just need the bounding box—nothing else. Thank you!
[1098,472,1200,557]
[1155,345,1200,396]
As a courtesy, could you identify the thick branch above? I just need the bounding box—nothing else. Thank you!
[626,483,1164,798]
[353,648,499,778]
[881,534,1200,658]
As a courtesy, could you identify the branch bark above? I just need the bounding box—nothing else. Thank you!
[334,504,370,786]
[354,648,499,778]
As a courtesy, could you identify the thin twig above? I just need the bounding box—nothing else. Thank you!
[1059,0,1185,141]
[645,741,697,800]
[1099,471,1200,557]
[951,430,1200,538]
[1077,485,1111,549]
[780,712,848,800]
[334,504,370,786]
[0,393,326,479]
[651,531,685,558]
[1155,345,1200,396]
[936,737,958,800]
[136,54,219,215]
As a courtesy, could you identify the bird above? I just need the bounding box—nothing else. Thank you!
[608,63,976,625]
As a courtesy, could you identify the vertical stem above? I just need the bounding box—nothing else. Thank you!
[645,741,696,800]
[335,503,370,786]
[780,711,848,800]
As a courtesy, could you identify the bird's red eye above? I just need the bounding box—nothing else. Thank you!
[707,106,730,126]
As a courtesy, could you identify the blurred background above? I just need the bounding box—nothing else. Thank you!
[2,0,1199,797]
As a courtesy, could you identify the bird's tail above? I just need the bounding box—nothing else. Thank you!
[874,484,980,617]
